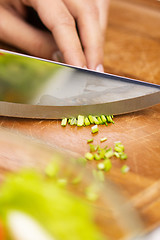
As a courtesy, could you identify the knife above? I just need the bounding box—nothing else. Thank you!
[0,49,160,119]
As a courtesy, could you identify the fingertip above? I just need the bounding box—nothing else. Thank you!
[96,64,104,73]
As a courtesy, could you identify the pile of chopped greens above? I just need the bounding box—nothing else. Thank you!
[84,140,129,179]
[61,115,114,127]
[61,114,130,175]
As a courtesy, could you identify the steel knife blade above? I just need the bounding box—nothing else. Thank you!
[0,49,160,119]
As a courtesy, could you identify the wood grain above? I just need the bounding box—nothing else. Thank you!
[0,0,160,237]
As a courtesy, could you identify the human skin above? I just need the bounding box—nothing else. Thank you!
[0,0,109,71]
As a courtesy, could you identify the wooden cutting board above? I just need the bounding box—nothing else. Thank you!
[0,0,160,236]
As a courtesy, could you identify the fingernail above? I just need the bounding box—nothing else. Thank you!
[96,64,104,72]
[52,51,63,62]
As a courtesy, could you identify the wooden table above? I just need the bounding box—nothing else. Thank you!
[0,0,160,237]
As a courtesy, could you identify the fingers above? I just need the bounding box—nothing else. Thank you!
[0,0,109,70]
[28,0,87,67]
[63,0,106,70]
[0,5,57,59]
[77,9,104,71]
[77,3,104,70]
[96,0,110,34]
[23,0,108,70]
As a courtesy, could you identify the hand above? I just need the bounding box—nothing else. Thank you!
[0,0,109,70]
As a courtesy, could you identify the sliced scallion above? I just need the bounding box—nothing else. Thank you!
[99,149,106,159]
[61,118,67,127]
[114,152,120,158]
[77,115,84,127]
[94,153,101,161]
[97,116,103,124]
[114,146,124,153]
[101,115,107,123]
[88,115,94,124]
[114,141,121,146]
[87,139,93,143]
[85,152,94,161]
[91,125,99,134]
[120,153,127,160]
[89,144,96,152]
[106,115,114,123]
[92,116,99,125]
[70,118,76,126]
[104,159,112,172]
[84,117,90,126]
[105,148,114,158]
[121,165,130,174]
[97,162,105,170]
[100,137,107,143]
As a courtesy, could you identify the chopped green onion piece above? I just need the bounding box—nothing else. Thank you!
[114,141,121,146]
[77,115,84,127]
[104,148,114,158]
[99,149,106,159]
[120,153,128,160]
[106,115,114,123]
[104,159,112,172]
[70,118,77,125]
[85,152,94,161]
[94,153,101,161]
[68,119,71,125]
[89,144,96,152]
[88,115,94,124]
[92,169,105,182]
[84,117,90,126]
[114,152,120,158]
[114,146,124,152]
[95,145,100,151]
[105,122,108,126]
[57,178,68,187]
[97,116,103,124]
[114,141,124,150]
[45,162,59,178]
[87,138,93,143]
[121,165,130,174]
[100,137,107,142]
[92,116,99,125]
[97,147,103,153]
[101,115,107,123]
[61,118,67,127]
[91,125,99,134]
[97,162,105,170]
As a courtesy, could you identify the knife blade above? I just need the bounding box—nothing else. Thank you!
[0,49,160,119]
